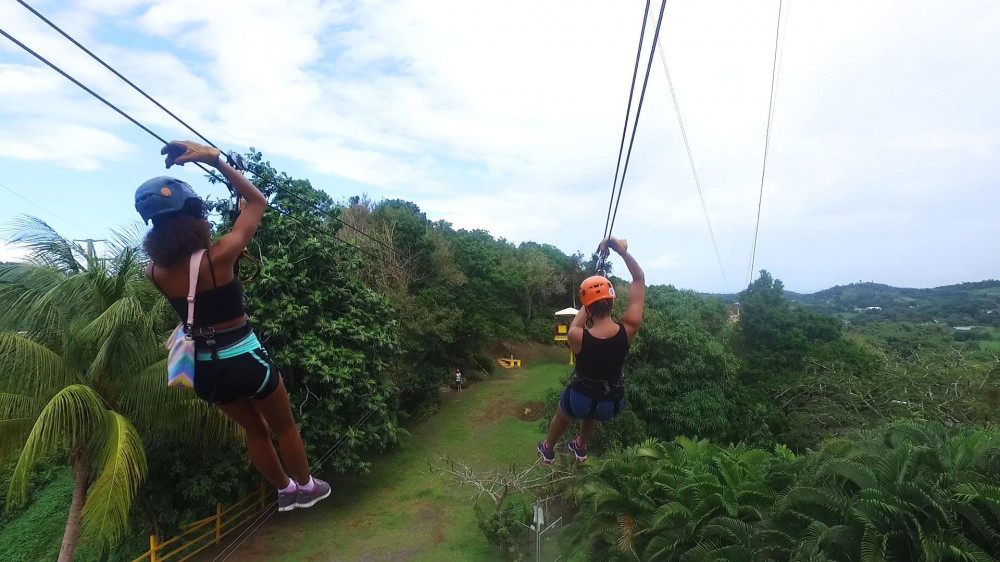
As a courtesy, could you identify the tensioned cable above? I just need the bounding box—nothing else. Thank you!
[15,0,219,149]
[0,23,421,275]
[211,407,377,562]
[601,0,652,245]
[12,1,419,270]
[0,26,223,185]
[656,42,730,293]
[605,0,669,242]
[746,0,785,286]
[213,346,432,561]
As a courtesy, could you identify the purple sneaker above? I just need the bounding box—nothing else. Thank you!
[295,478,331,509]
[538,440,555,465]
[568,437,587,463]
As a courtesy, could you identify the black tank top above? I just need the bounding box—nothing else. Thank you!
[151,253,246,328]
[571,323,629,400]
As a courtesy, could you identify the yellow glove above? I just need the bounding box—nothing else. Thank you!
[599,237,628,256]
[161,140,221,169]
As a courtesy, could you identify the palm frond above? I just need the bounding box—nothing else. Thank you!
[4,216,85,273]
[117,359,242,445]
[0,392,42,460]
[0,332,76,395]
[79,410,147,550]
[6,384,106,509]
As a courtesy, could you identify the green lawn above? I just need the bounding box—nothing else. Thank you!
[197,360,570,561]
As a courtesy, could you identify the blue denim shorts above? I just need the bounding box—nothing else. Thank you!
[560,387,624,422]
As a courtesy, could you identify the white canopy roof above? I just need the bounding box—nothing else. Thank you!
[554,307,579,317]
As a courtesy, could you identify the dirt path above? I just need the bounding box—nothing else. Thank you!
[196,361,568,562]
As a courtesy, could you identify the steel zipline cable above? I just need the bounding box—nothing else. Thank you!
[604,0,669,244]
[11,0,421,273]
[601,0,652,246]
[746,0,786,287]
[0,20,432,557]
[0,25,412,276]
[596,0,667,274]
[657,42,730,293]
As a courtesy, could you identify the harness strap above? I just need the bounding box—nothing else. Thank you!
[184,250,207,333]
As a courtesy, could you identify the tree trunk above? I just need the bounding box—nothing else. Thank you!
[59,453,90,562]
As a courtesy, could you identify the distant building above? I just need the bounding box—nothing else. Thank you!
[954,326,974,331]
[854,306,882,313]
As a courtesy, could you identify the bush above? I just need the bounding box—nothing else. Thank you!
[473,497,531,554]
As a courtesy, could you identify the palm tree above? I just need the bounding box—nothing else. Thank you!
[0,218,232,561]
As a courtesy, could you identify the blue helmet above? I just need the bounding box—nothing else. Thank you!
[134,176,202,224]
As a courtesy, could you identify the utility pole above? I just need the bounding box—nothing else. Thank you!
[74,239,107,264]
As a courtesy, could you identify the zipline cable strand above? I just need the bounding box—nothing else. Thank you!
[656,42,730,293]
[605,0,669,244]
[12,0,421,272]
[0,24,430,557]
[210,407,377,562]
[746,0,786,287]
[0,24,422,277]
[14,0,219,149]
[215,348,431,561]
[601,0,652,246]
[0,26,224,184]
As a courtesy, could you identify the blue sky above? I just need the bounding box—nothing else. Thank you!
[1,0,998,293]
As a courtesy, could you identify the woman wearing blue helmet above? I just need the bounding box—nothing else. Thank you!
[136,140,329,513]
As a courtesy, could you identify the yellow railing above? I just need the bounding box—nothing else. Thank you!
[497,358,521,368]
[130,484,269,562]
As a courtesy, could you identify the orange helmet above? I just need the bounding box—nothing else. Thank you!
[580,275,616,307]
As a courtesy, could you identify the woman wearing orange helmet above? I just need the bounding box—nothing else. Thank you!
[538,237,645,464]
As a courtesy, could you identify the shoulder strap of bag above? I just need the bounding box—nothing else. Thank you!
[185,249,208,331]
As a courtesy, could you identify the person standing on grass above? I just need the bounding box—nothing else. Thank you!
[137,140,330,512]
[538,237,645,464]
[455,369,463,392]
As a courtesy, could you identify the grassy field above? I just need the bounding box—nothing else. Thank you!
[196,359,570,561]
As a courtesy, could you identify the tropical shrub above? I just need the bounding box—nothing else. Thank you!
[568,421,1000,561]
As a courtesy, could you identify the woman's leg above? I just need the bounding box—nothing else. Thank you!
[578,418,597,449]
[545,404,573,449]
[217,399,290,489]
[252,377,311,485]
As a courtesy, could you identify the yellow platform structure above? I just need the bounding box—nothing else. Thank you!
[554,307,578,365]
[497,357,522,368]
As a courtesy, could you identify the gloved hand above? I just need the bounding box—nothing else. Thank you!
[599,237,628,256]
[161,140,221,169]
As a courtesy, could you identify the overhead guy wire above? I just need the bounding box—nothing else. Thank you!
[746,0,787,287]
[656,42,730,292]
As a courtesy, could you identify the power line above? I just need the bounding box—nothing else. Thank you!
[0,180,89,234]
[746,0,786,287]
[602,0,652,244]
[605,0,669,242]
[657,42,730,293]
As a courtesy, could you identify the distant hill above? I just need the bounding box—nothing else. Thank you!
[790,281,1000,327]
[703,280,1000,327]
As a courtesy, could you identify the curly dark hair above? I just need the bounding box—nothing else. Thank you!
[143,199,211,268]
[589,298,614,318]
